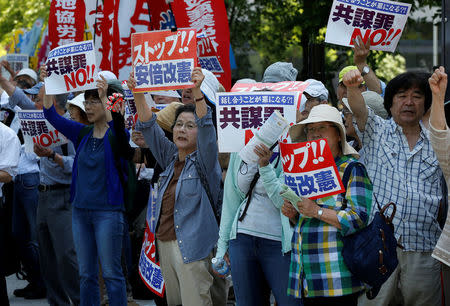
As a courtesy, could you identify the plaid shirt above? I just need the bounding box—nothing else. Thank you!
[356,108,443,251]
[288,155,373,298]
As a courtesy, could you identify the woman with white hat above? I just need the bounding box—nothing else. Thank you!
[284,104,373,306]
[66,93,89,125]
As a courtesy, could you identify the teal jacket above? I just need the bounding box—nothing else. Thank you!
[216,152,294,258]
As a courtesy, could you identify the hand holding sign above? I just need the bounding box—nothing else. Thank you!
[281,200,299,220]
[191,67,205,89]
[297,198,320,218]
[353,36,370,66]
[33,143,52,158]
[97,75,108,100]
[253,144,272,167]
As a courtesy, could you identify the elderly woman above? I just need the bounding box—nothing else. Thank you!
[67,93,89,125]
[284,104,373,306]
[128,67,227,306]
[41,66,130,306]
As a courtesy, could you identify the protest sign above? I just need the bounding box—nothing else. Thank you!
[216,92,298,152]
[0,54,29,80]
[131,29,198,93]
[231,81,310,110]
[325,0,411,52]
[48,0,85,48]
[139,185,165,297]
[44,40,98,95]
[17,110,68,153]
[279,139,344,200]
[171,0,232,90]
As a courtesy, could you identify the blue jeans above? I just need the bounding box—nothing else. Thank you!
[72,208,126,306]
[12,172,44,289]
[229,233,302,306]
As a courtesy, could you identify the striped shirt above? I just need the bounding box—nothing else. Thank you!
[288,155,373,298]
[356,108,443,251]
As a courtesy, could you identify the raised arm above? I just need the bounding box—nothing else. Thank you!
[342,69,368,131]
[429,66,448,130]
[353,36,382,94]
[97,75,113,122]
[0,62,17,96]
[191,67,207,118]
[40,65,54,110]
[128,71,153,122]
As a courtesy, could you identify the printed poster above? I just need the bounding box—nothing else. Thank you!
[17,110,68,153]
[44,40,98,94]
[280,139,345,200]
[131,29,198,93]
[325,0,411,52]
[0,54,29,80]
[216,91,298,152]
[138,185,165,297]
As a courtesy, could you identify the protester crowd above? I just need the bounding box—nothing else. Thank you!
[0,33,449,306]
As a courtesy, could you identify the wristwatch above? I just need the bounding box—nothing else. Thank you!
[317,208,324,220]
[361,65,370,77]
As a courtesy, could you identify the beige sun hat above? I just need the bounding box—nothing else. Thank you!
[289,104,359,158]
[342,91,388,119]
[155,102,184,132]
[67,93,86,113]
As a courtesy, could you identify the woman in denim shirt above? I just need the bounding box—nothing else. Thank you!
[128,68,227,306]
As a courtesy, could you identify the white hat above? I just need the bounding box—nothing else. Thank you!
[342,91,388,119]
[67,93,86,113]
[201,69,220,105]
[98,70,117,80]
[289,104,359,158]
[151,90,181,98]
[304,79,329,101]
[15,68,38,84]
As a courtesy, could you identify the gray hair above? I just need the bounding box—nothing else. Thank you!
[54,94,68,111]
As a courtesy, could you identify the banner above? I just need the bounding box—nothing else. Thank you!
[48,0,86,49]
[216,92,298,152]
[0,54,29,80]
[85,0,155,81]
[279,140,344,200]
[148,0,176,30]
[17,110,68,153]
[325,0,411,52]
[131,29,197,92]
[231,81,310,110]
[171,0,231,90]
[138,185,165,297]
[44,40,98,94]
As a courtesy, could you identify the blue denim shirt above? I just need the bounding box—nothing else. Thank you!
[136,108,221,264]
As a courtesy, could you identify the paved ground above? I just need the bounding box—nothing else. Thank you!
[6,275,157,306]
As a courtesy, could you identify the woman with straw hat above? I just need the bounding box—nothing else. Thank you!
[284,104,373,306]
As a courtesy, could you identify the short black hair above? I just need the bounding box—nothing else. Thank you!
[171,103,196,130]
[84,88,100,100]
[384,71,431,116]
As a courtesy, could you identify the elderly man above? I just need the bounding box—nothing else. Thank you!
[0,121,20,306]
[298,79,329,122]
[343,69,444,306]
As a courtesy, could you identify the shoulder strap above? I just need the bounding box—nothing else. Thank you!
[340,161,362,210]
[238,141,279,222]
[77,125,94,147]
[193,157,220,224]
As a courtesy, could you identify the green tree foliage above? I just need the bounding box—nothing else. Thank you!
[0,0,50,45]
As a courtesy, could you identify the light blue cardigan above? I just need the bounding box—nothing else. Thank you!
[216,152,294,258]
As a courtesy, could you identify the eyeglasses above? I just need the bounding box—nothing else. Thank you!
[304,124,336,135]
[83,99,102,106]
[173,120,197,130]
